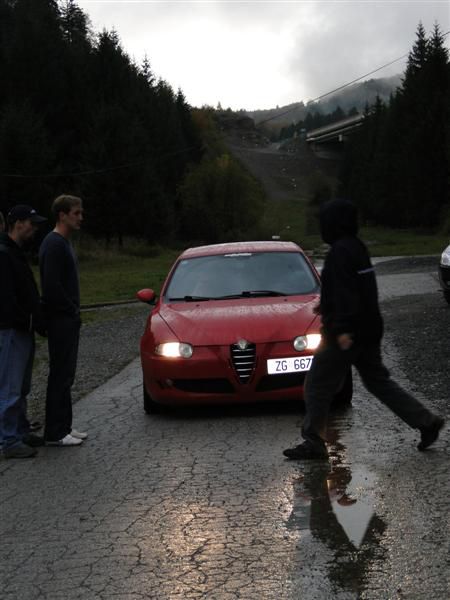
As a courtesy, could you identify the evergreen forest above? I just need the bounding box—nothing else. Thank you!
[0,0,264,244]
[339,23,449,230]
[0,3,448,243]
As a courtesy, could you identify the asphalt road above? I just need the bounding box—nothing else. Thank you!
[0,261,449,600]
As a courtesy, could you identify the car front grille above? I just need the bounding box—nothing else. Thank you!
[230,343,256,383]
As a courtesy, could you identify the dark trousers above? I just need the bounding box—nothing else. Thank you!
[302,338,436,449]
[0,329,34,449]
[44,315,80,442]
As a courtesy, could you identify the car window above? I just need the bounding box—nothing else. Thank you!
[164,252,319,300]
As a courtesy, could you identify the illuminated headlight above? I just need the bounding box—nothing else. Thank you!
[155,342,193,358]
[441,245,450,267]
[293,334,322,351]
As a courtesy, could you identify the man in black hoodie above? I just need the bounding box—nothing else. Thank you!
[0,205,46,458]
[284,199,444,460]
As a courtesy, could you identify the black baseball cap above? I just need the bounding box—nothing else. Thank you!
[7,205,47,224]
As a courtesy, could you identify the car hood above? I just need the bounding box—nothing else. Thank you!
[159,296,319,345]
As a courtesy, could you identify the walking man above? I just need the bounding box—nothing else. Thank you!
[39,195,87,446]
[0,205,47,458]
[283,198,444,460]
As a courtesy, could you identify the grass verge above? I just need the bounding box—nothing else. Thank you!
[261,197,447,256]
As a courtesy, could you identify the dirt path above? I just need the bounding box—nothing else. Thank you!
[224,132,338,203]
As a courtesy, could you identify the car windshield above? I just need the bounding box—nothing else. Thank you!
[165,251,319,301]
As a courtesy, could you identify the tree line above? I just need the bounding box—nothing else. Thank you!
[339,23,449,230]
[0,0,264,245]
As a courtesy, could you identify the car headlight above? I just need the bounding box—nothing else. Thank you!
[155,342,193,358]
[293,334,322,351]
[441,245,450,267]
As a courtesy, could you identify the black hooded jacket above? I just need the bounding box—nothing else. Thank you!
[318,199,383,342]
[0,232,42,332]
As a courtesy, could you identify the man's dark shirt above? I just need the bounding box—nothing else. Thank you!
[39,231,80,319]
[0,232,41,331]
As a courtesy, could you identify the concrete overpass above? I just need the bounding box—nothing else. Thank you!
[306,113,364,159]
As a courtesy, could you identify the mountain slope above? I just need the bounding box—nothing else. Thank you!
[247,74,402,127]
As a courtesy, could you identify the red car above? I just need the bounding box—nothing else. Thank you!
[137,241,351,412]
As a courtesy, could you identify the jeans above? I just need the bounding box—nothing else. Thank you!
[44,315,81,442]
[302,338,436,449]
[0,329,34,450]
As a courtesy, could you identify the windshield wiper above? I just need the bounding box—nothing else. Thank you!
[214,290,288,299]
[168,295,212,302]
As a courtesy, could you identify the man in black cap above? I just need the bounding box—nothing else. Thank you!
[0,205,47,458]
[283,198,444,460]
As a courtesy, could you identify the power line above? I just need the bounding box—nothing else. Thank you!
[257,29,450,126]
[0,144,203,180]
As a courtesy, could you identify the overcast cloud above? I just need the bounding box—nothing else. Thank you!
[77,1,450,110]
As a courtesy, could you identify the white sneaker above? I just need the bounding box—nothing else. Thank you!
[71,429,88,440]
[46,434,83,446]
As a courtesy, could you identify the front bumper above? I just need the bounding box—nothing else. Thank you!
[439,264,450,292]
[141,341,313,406]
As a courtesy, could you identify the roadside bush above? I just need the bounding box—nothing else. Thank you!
[177,153,265,243]
[440,204,450,236]
[304,171,336,235]
[72,233,163,262]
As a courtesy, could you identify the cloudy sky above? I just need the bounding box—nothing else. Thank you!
[77,1,450,110]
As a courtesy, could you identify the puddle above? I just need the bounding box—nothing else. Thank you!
[286,444,386,594]
[286,458,383,547]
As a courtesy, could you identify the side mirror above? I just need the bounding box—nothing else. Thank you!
[136,289,157,304]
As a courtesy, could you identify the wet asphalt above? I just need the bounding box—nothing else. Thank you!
[0,256,448,599]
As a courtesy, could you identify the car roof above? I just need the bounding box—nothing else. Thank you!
[180,241,304,259]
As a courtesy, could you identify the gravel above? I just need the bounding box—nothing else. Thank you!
[381,289,449,416]
[28,303,150,423]
[28,256,449,424]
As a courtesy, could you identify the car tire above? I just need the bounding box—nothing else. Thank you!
[332,369,353,408]
[143,384,162,414]
[444,290,450,305]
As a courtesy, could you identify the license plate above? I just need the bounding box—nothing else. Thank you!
[267,356,313,375]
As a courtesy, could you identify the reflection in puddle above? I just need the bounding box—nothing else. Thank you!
[329,466,376,549]
[286,448,386,594]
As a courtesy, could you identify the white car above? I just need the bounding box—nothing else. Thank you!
[439,244,450,304]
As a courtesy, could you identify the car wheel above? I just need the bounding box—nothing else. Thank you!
[332,369,353,408]
[444,290,450,305]
[143,384,162,414]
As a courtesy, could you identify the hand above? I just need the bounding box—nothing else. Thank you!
[337,333,353,351]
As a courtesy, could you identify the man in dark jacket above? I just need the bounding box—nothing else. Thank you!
[39,194,86,447]
[0,205,46,458]
[283,199,444,460]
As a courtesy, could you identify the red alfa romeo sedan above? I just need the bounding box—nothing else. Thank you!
[137,241,350,413]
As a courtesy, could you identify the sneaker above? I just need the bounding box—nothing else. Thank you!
[4,443,38,459]
[22,433,45,447]
[46,434,83,447]
[418,417,445,451]
[283,442,329,460]
[71,429,88,440]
